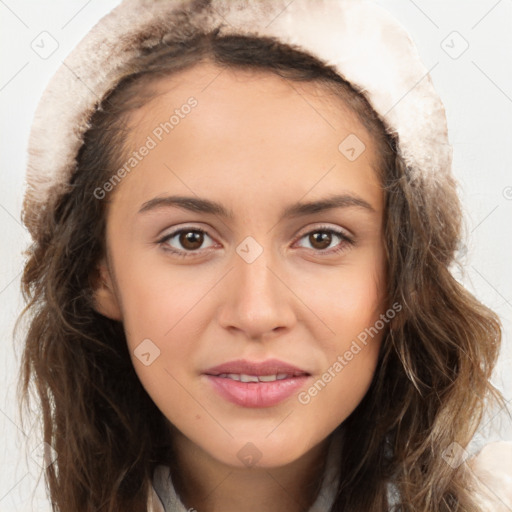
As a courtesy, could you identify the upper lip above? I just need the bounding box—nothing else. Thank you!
[204,358,310,377]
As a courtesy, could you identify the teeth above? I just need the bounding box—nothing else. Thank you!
[258,375,278,382]
[217,373,296,382]
[239,374,259,383]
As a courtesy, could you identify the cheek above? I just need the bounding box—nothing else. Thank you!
[301,253,385,342]
[295,255,385,417]
[109,251,216,407]
[297,267,385,423]
[114,253,214,346]
[297,334,382,439]
[114,259,208,427]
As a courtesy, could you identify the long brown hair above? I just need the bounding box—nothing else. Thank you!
[17,13,505,512]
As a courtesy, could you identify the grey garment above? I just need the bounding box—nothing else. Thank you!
[151,429,400,511]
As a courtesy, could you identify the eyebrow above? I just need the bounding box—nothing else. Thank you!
[138,193,376,220]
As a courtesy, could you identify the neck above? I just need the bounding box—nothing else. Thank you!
[168,428,333,512]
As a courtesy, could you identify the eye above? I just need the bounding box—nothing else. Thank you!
[157,227,216,257]
[157,224,355,259]
[294,226,354,255]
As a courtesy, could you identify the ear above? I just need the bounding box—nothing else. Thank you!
[90,258,123,321]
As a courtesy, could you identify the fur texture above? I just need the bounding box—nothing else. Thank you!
[23,0,452,237]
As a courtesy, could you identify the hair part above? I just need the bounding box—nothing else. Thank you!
[18,23,505,512]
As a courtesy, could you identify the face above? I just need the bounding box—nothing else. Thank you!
[94,61,388,469]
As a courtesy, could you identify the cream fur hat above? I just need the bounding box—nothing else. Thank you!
[23,0,452,238]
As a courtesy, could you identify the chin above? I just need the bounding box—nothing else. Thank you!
[209,433,314,470]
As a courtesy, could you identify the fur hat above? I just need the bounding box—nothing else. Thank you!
[22,0,452,238]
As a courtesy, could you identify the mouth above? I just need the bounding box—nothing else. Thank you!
[204,357,310,378]
[203,358,311,408]
[210,372,308,382]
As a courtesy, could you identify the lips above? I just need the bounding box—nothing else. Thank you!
[204,358,310,378]
[214,373,295,382]
[203,358,311,408]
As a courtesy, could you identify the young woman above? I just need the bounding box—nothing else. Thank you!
[18,0,512,511]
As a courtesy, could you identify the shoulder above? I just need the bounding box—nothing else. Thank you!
[467,441,512,511]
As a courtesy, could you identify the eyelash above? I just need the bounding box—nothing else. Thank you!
[157,225,355,259]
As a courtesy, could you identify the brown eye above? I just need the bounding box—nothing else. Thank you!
[308,231,333,250]
[295,227,354,255]
[158,227,215,257]
[179,230,204,251]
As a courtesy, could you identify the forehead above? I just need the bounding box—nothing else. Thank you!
[126,61,378,156]
[112,61,383,214]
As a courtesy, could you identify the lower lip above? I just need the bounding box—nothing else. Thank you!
[205,375,310,408]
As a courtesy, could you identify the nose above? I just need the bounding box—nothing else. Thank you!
[217,244,297,340]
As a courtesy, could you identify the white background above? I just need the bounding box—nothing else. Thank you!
[1,1,511,510]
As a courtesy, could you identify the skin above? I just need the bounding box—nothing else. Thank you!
[93,61,388,512]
